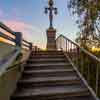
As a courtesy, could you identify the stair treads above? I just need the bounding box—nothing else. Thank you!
[24,69,74,73]
[13,85,89,97]
[28,58,66,62]
[30,55,65,58]
[57,96,95,100]
[27,63,70,66]
[11,51,96,100]
[31,51,63,55]
[32,53,64,56]
[23,69,76,77]
[20,76,79,83]
[63,96,95,100]
[24,63,72,70]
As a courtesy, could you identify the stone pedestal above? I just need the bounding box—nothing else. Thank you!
[46,28,56,50]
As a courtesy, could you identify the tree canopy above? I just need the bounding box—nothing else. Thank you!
[68,0,100,42]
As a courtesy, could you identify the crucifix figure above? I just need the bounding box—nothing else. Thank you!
[45,0,58,29]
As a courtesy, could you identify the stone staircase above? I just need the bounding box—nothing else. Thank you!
[11,51,96,100]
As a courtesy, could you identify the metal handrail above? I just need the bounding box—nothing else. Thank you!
[0,31,15,42]
[56,34,100,98]
[6,50,31,71]
[0,22,15,36]
[56,34,100,63]
[0,22,34,100]
[6,59,25,71]
[23,39,30,44]
[0,48,20,76]
[22,39,32,50]
[0,22,32,49]
[0,22,32,75]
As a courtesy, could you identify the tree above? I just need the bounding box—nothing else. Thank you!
[68,0,100,46]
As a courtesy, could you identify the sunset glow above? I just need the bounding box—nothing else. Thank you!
[0,37,15,45]
[0,0,78,49]
[0,27,15,45]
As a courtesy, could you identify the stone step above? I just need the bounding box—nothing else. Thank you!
[31,51,63,55]
[22,69,76,78]
[27,58,67,63]
[12,85,89,99]
[30,54,65,59]
[11,95,96,100]
[18,76,80,88]
[24,63,72,70]
[10,51,96,100]
[25,63,70,67]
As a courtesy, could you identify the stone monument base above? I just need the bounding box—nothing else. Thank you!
[46,28,56,51]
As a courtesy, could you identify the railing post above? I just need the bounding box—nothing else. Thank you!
[56,34,100,98]
[68,41,70,53]
[29,43,32,50]
[60,37,62,50]
[15,32,22,47]
[70,42,72,53]
[67,41,69,52]
[76,47,80,69]
[66,40,67,52]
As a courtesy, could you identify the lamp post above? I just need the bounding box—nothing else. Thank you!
[44,0,58,50]
[45,0,58,29]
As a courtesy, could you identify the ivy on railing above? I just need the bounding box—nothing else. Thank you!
[56,34,100,98]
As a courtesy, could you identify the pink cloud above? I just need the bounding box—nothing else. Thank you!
[3,20,46,49]
[4,20,35,31]
[4,20,40,39]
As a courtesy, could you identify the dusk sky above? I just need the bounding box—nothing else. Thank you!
[0,0,79,48]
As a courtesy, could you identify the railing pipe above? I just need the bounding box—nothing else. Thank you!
[29,43,32,50]
[23,39,30,44]
[0,22,32,50]
[0,22,15,36]
[0,32,15,42]
[56,34,100,63]
[56,34,100,98]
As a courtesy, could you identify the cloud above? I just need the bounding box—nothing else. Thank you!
[3,20,46,49]
[4,20,39,33]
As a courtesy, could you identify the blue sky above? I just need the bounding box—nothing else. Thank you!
[0,0,79,48]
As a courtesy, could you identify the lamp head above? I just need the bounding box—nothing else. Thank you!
[54,8,58,15]
[49,0,54,6]
[45,8,48,14]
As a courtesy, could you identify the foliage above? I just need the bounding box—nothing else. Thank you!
[68,0,100,45]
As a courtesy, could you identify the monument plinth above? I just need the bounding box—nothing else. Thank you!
[46,28,56,50]
[45,0,58,50]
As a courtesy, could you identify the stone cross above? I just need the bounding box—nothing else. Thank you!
[45,0,58,29]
